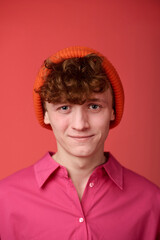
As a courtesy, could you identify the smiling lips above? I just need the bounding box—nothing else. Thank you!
[68,135,94,140]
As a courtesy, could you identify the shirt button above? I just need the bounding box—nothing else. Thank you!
[79,217,84,223]
[89,182,94,187]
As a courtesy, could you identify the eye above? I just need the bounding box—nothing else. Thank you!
[88,104,101,112]
[61,106,69,110]
[57,105,71,113]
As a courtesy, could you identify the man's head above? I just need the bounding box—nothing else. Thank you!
[33,46,124,130]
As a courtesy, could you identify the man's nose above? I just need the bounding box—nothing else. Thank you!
[71,108,89,131]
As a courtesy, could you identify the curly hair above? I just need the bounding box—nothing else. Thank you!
[36,54,114,107]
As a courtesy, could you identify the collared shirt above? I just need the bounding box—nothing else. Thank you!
[0,152,160,240]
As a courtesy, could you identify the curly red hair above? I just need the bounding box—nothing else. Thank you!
[35,54,114,108]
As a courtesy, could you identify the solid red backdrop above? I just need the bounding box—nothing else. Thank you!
[0,0,160,186]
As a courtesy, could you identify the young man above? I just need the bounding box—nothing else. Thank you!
[0,46,160,239]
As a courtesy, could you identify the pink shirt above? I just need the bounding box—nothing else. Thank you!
[0,152,160,240]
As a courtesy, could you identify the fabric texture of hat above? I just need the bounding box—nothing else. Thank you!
[33,46,124,130]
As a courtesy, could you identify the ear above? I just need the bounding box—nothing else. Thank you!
[110,109,115,121]
[44,111,50,124]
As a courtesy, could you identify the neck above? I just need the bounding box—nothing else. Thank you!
[53,144,106,173]
[53,146,106,200]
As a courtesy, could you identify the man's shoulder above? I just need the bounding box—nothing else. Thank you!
[0,163,35,196]
[107,152,160,195]
[0,152,54,197]
[122,165,160,206]
[123,166,160,190]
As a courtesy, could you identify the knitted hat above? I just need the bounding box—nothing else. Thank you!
[33,46,124,129]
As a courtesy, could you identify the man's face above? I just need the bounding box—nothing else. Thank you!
[44,88,115,159]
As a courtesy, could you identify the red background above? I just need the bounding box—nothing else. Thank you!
[1,0,160,186]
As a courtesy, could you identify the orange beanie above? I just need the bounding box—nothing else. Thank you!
[33,46,124,129]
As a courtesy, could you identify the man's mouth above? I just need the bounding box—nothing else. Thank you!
[68,135,94,140]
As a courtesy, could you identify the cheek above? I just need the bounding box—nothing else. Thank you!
[91,115,111,129]
[49,117,69,133]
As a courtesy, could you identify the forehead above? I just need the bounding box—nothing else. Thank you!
[44,88,113,108]
[86,88,113,103]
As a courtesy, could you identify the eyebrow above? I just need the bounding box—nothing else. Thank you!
[86,98,106,104]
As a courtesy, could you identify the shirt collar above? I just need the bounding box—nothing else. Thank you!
[103,152,124,190]
[34,152,124,190]
[34,152,60,188]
